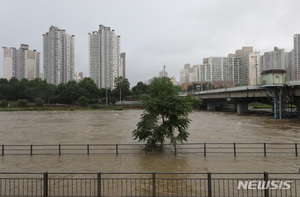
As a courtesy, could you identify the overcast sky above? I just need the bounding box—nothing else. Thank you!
[1,0,300,86]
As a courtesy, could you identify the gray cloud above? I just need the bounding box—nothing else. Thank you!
[1,0,300,86]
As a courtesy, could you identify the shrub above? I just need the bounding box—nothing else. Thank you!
[90,104,104,109]
[78,96,89,107]
[0,99,9,108]
[34,98,45,107]
[17,99,29,107]
[114,106,124,110]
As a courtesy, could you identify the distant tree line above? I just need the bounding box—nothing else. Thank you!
[0,76,151,107]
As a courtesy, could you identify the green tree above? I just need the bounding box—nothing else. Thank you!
[0,78,9,99]
[132,77,193,149]
[113,77,130,101]
[78,96,89,107]
[34,97,44,107]
[7,77,23,100]
[132,81,149,98]
[77,77,100,100]
[0,99,9,107]
[56,81,79,104]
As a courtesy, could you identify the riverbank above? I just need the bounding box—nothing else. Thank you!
[0,104,142,111]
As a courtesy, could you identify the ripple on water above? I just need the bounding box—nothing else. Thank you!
[0,110,299,173]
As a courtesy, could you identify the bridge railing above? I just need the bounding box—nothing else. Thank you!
[0,143,299,156]
[0,172,299,197]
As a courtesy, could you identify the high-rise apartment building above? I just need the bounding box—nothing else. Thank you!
[285,51,293,80]
[180,64,195,84]
[43,25,75,85]
[261,47,285,72]
[89,25,124,89]
[293,34,300,80]
[3,44,40,80]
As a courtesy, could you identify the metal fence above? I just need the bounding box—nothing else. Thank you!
[1,142,299,156]
[0,172,299,197]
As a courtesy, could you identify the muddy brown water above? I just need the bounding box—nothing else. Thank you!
[0,110,299,173]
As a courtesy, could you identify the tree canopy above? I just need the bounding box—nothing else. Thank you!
[132,77,193,149]
[113,76,130,101]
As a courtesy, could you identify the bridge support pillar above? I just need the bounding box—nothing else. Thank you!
[207,103,217,111]
[236,103,248,114]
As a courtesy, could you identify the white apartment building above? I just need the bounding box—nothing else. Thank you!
[293,34,300,80]
[43,25,75,85]
[261,47,285,71]
[89,25,124,89]
[285,51,293,80]
[180,46,261,87]
[180,64,195,84]
[3,44,40,80]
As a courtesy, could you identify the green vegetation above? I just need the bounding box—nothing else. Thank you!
[78,96,89,107]
[34,98,44,107]
[114,106,124,110]
[0,99,9,107]
[17,99,29,107]
[131,81,149,98]
[0,76,202,112]
[248,102,272,109]
[0,77,132,106]
[132,78,193,150]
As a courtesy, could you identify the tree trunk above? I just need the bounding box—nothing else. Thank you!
[160,115,165,148]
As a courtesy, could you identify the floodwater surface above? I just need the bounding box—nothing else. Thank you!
[0,110,299,173]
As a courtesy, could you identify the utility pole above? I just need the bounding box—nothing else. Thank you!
[106,87,108,106]
[119,88,122,103]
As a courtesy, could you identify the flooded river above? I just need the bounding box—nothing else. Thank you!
[0,110,299,173]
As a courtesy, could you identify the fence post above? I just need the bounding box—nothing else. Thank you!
[30,145,33,155]
[264,172,269,197]
[152,172,156,197]
[295,143,298,157]
[116,144,118,155]
[2,145,4,156]
[59,144,61,155]
[204,143,207,157]
[97,172,101,197]
[145,144,148,155]
[87,144,89,155]
[264,143,267,157]
[43,172,48,197]
[174,144,177,155]
[207,172,212,197]
[233,143,236,156]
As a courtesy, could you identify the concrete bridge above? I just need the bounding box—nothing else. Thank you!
[189,81,300,119]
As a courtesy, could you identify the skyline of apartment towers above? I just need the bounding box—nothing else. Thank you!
[180,47,261,87]
[181,34,300,88]
[2,29,300,87]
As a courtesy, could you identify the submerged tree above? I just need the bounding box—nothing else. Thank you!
[132,77,193,149]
